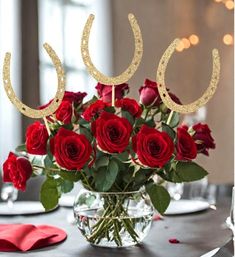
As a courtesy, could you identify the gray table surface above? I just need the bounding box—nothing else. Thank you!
[0,193,232,257]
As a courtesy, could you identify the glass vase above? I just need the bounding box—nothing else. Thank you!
[73,188,154,248]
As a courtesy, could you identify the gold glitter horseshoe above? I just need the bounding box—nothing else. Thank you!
[81,13,143,85]
[3,43,65,118]
[156,39,220,113]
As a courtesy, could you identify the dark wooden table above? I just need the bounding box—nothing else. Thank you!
[0,186,232,257]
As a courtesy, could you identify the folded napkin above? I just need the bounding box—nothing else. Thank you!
[0,224,67,252]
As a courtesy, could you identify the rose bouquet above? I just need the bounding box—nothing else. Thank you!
[2,79,215,247]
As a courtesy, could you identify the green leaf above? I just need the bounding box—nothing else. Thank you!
[44,155,53,168]
[146,183,171,214]
[115,151,130,162]
[15,144,26,152]
[95,156,109,169]
[60,179,74,193]
[77,118,90,128]
[121,111,134,125]
[95,159,119,191]
[40,178,59,211]
[80,126,93,142]
[175,161,208,182]
[104,106,116,113]
[162,123,176,140]
[168,112,180,128]
[59,170,81,182]
[145,118,156,128]
[135,117,145,127]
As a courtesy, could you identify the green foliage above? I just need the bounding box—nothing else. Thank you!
[162,123,176,140]
[95,159,119,191]
[158,161,208,183]
[59,179,74,193]
[114,151,130,162]
[59,170,81,182]
[104,106,116,113]
[40,178,59,211]
[121,110,134,125]
[145,182,171,214]
[175,161,208,182]
[80,126,93,142]
[15,144,27,152]
[168,112,180,128]
[44,155,53,168]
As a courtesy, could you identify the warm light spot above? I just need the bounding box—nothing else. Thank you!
[223,34,233,45]
[214,0,222,2]
[189,34,199,45]
[182,38,191,49]
[176,40,184,52]
[225,0,234,9]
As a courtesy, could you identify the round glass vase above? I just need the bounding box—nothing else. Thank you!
[73,188,154,248]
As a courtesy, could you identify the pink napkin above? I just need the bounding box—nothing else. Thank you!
[0,224,67,252]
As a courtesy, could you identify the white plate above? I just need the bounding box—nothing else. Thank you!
[0,201,57,215]
[59,195,75,207]
[201,248,219,257]
[165,199,210,215]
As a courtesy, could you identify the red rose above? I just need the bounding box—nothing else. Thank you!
[62,91,87,105]
[192,123,215,156]
[115,98,142,118]
[55,100,73,124]
[139,79,161,107]
[176,127,197,160]
[95,82,129,103]
[132,125,174,167]
[83,100,110,121]
[26,121,49,155]
[92,112,132,153]
[3,152,32,191]
[139,79,181,108]
[50,128,92,170]
[39,91,87,109]
[39,91,87,122]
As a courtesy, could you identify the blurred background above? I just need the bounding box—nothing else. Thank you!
[0,0,233,186]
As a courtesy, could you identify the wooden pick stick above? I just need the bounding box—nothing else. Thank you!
[112,85,115,107]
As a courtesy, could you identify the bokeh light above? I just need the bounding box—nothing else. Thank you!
[176,40,184,52]
[223,34,233,45]
[225,0,234,9]
[182,38,191,49]
[189,34,199,45]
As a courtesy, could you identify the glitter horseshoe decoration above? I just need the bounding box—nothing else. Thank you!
[156,39,220,113]
[3,43,65,118]
[81,13,143,85]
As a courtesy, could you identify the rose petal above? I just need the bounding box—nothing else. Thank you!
[169,238,180,244]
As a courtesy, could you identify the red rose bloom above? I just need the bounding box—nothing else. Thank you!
[50,128,92,170]
[83,100,109,121]
[3,152,32,191]
[115,98,142,118]
[92,112,132,153]
[192,123,215,156]
[26,122,49,155]
[176,127,197,160]
[62,91,87,105]
[139,79,181,109]
[55,100,73,124]
[39,91,86,123]
[132,125,174,167]
[39,91,87,109]
[139,79,161,107]
[95,82,129,103]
